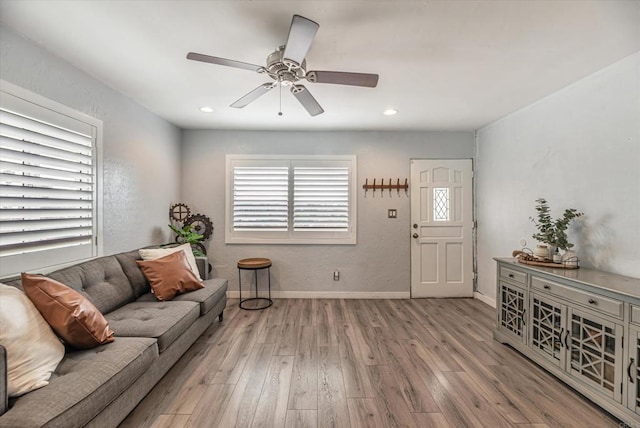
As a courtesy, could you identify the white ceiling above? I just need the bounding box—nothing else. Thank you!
[1,1,639,131]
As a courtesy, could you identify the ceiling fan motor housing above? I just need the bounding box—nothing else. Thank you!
[266,46,306,86]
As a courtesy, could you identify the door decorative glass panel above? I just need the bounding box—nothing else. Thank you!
[433,187,449,221]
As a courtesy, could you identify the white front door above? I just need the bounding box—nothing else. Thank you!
[410,159,473,298]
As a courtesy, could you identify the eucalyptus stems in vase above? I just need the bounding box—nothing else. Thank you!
[530,198,583,261]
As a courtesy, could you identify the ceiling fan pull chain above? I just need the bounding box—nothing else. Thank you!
[278,82,283,116]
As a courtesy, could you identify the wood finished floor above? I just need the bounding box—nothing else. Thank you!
[120,298,620,428]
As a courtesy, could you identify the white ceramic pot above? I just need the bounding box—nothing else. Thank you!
[534,244,550,260]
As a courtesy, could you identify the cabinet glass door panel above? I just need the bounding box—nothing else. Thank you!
[568,308,623,402]
[531,293,565,368]
[629,327,640,415]
[637,334,640,413]
[499,281,526,342]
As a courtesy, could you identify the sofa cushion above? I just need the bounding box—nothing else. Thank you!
[136,251,204,301]
[0,337,157,428]
[0,284,64,397]
[105,301,199,352]
[113,249,150,298]
[21,274,114,350]
[47,256,135,314]
[136,278,227,316]
[139,244,202,281]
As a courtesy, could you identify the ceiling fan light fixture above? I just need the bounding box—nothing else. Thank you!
[383,109,398,116]
[186,14,379,117]
[199,106,214,113]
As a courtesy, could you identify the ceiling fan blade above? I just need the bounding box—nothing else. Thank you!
[230,83,275,108]
[187,52,263,72]
[290,85,324,116]
[306,71,379,88]
[282,15,319,67]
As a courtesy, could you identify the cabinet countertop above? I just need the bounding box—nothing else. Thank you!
[494,257,640,300]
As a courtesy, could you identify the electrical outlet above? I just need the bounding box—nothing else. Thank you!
[388,209,397,218]
[333,270,340,281]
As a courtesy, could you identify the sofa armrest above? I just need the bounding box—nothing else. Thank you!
[0,344,7,416]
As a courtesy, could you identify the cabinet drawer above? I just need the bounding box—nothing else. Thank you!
[499,266,527,286]
[531,277,623,319]
[632,305,640,326]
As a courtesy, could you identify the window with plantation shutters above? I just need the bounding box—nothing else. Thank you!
[0,83,101,277]
[226,155,356,244]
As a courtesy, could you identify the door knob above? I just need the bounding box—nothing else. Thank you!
[413,233,419,239]
[413,224,418,229]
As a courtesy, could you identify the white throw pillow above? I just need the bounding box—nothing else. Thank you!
[0,283,65,397]
[138,243,203,281]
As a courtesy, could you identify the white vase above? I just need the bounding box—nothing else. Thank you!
[534,244,550,260]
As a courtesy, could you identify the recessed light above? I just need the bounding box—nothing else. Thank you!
[199,106,214,113]
[383,109,398,116]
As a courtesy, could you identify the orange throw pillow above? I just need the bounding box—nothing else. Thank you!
[21,273,115,349]
[136,250,204,301]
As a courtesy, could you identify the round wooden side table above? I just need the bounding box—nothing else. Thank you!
[237,258,273,310]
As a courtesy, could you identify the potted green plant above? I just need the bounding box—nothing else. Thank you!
[168,224,206,257]
[530,198,583,261]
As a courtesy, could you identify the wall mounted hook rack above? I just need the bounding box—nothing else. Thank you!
[363,178,408,191]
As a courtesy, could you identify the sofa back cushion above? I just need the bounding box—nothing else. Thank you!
[113,250,151,298]
[46,256,135,314]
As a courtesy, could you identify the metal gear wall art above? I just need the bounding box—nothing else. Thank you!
[183,214,214,240]
[168,203,214,256]
[170,203,191,222]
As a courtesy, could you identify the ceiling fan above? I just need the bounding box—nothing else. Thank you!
[187,14,379,116]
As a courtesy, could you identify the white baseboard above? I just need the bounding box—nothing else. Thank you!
[226,290,494,305]
[226,290,411,299]
[474,291,496,308]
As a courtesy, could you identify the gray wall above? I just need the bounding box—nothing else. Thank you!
[0,26,181,255]
[476,52,640,303]
[181,130,474,296]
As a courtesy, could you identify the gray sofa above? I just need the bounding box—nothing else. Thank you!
[0,248,227,428]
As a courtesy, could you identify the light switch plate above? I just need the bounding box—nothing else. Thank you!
[388,209,397,218]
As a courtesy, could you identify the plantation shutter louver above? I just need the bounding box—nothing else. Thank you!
[293,167,349,231]
[233,166,289,230]
[0,90,97,276]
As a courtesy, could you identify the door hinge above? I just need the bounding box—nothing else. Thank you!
[95,236,98,245]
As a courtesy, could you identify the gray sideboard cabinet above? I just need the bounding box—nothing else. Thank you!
[494,258,640,426]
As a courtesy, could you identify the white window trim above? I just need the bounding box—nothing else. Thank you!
[226,154,357,245]
[0,80,103,278]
